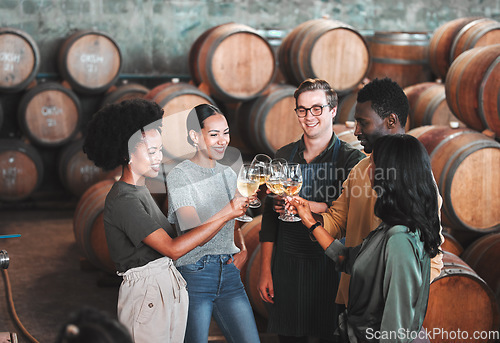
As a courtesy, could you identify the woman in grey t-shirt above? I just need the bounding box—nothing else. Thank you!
[83,99,250,343]
[167,104,261,343]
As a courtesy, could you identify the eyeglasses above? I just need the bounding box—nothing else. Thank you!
[294,104,329,117]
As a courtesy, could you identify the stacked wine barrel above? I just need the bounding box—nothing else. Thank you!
[0,28,125,204]
[367,31,434,89]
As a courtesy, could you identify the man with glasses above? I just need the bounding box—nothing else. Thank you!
[258,78,365,343]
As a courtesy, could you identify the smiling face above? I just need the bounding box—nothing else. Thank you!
[353,100,390,154]
[296,89,336,140]
[129,128,163,182]
[192,113,230,161]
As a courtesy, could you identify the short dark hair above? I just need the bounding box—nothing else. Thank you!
[83,98,163,170]
[293,78,338,109]
[55,306,132,343]
[357,78,409,127]
[372,134,441,258]
[186,103,224,145]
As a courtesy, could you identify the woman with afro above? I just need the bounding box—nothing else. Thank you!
[83,98,250,343]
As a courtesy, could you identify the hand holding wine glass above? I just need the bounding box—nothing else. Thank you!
[249,154,272,208]
[236,164,260,222]
[266,158,287,219]
[280,163,303,222]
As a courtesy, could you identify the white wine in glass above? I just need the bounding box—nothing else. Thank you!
[282,180,302,197]
[267,158,287,199]
[236,164,259,222]
[249,154,272,208]
[280,163,303,222]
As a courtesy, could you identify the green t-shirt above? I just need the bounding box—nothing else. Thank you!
[103,181,175,272]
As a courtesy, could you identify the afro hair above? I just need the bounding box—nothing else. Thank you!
[357,78,409,127]
[83,98,163,171]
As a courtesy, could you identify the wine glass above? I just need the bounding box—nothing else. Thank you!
[236,164,260,222]
[280,163,303,222]
[248,154,272,208]
[266,159,287,220]
[267,158,287,199]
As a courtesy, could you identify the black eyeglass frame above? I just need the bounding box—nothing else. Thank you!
[294,104,330,117]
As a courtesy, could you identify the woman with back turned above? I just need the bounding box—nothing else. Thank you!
[83,99,250,342]
[290,134,441,343]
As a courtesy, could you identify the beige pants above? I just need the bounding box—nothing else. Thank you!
[117,257,188,343]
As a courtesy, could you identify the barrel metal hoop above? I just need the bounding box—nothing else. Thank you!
[371,57,429,65]
[478,56,500,129]
[155,86,214,109]
[423,90,446,125]
[465,22,500,50]
[428,130,471,160]
[463,234,500,269]
[452,51,476,121]
[450,18,490,61]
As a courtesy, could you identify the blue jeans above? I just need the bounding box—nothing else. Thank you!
[177,254,261,343]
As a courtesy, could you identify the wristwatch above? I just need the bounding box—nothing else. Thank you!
[308,221,321,234]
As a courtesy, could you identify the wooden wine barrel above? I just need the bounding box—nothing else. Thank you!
[73,179,115,274]
[428,17,483,80]
[336,91,358,125]
[239,215,262,284]
[412,83,465,128]
[147,82,217,161]
[58,30,122,94]
[408,125,500,233]
[279,18,369,94]
[450,18,500,61]
[423,252,500,343]
[58,139,119,198]
[367,31,433,89]
[445,44,500,135]
[0,139,43,202]
[0,27,40,93]
[188,24,223,86]
[17,82,81,147]
[404,82,442,128]
[333,123,364,152]
[190,23,276,102]
[462,233,500,308]
[441,230,464,256]
[100,83,150,107]
[237,84,302,155]
[246,245,268,319]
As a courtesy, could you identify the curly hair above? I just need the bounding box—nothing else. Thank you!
[293,78,338,109]
[372,134,441,258]
[83,98,163,170]
[357,78,409,127]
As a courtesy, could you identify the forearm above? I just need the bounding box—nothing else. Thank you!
[260,242,274,274]
[174,210,233,254]
[310,224,335,251]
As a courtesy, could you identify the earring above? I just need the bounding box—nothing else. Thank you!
[128,160,132,165]
[193,143,198,147]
